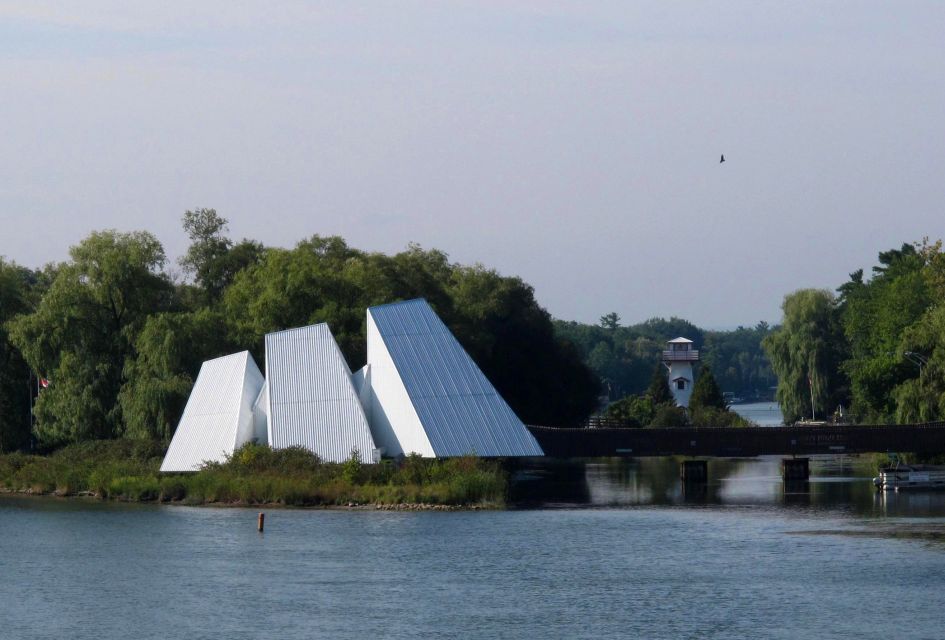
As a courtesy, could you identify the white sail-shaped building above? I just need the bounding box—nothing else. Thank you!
[264,323,379,463]
[161,300,544,472]
[160,351,265,472]
[361,299,544,458]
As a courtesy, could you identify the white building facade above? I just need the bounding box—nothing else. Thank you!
[160,298,542,472]
[160,351,265,472]
[264,323,380,464]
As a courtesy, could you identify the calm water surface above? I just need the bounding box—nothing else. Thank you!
[2,457,944,640]
[731,401,784,426]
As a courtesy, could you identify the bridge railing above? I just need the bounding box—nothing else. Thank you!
[526,422,945,458]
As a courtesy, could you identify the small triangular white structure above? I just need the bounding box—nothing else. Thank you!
[364,299,544,458]
[265,323,378,463]
[160,351,265,472]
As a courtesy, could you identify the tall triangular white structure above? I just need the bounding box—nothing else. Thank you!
[363,299,544,458]
[160,351,265,472]
[265,323,379,463]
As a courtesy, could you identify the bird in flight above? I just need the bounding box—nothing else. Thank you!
[720,154,725,163]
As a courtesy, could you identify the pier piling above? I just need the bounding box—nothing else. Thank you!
[680,460,708,483]
[781,458,810,481]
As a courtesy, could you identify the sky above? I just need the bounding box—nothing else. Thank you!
[1,2,944,328]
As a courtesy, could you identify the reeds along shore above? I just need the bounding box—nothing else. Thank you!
[0,441,508,508]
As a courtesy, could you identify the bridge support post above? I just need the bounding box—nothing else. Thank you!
[782,457,809,481]
[680,460,708,484]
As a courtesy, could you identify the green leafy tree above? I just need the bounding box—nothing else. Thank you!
[690,366,726,412]
[0,259,39,451]
[119,309,235,440]
[599,312,620,331]
[646,364,673,406]
[179,208,263,303]
[893,301,945,423]
[839,244,930,421]
[224,237,599,427]
[689,406,752,428]
[8,231,173,445]
[701,321,777,398]
[603,394,654,427]
[763,289,848,423]
[650,404,689,427]
[445,265,599,426]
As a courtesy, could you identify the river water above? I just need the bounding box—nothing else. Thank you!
[731,401,784,426]
[2,457,944,639]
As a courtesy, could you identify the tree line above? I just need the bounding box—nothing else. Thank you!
[553,315,777,401]
[763,240,945,424]
[0,209,599,452]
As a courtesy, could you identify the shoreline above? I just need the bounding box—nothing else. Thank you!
[0,487,498,511]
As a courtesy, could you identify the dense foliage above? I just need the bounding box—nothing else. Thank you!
[0,441,507,506]
[764,241,945,424]
[555,317,776,402]
[603,364,749,428]
[0,210,599,452]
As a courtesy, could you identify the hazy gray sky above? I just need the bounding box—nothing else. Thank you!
[2,2,944,327]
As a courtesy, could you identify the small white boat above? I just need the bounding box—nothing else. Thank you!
[873,464,945,491]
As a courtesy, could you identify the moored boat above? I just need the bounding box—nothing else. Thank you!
[873,464,945,491]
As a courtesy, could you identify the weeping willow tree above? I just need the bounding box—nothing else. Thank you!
[894,302,945,423]
[762,289,850,423]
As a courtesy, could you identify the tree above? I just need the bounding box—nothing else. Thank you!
[650,405,689,427]
[223,236,600,427]
[839,244,931,421]
[446,265,599,426]
[119,309,235,440]
[763,289,848,423]
[8,231,173,445]
[0,258,37,452]
[603,394,654,427]
[646,364,673,406]
[599,312,620,331]
[690,366,726,412]
[180,208,263,302]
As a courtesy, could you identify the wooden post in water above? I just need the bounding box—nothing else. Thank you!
[257,512,265,532]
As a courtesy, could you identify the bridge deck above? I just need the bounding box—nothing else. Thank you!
[527,423,945,458]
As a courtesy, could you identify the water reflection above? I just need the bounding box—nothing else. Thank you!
[510,455,945,517]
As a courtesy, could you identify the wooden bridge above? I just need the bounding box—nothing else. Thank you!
[526,422,945,459]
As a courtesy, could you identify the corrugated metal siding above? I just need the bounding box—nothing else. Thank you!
[365,317,435,457]
[160,351,264,472]
[367,299,544,457]
[265,324,377,463]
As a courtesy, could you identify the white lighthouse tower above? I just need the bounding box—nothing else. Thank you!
[662,337,698,407]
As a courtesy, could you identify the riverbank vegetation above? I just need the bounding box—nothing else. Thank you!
[601,364,752,428]
[0,208,598,454]
[0,441,508,507]
[763,240,945,424]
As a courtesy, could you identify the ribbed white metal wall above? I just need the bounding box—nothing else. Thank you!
[265,324,378,463]
[364,318,435,457]
[366,299,544,458]
[160,351,265,472]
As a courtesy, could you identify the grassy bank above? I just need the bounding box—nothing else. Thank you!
[0,441,508,508]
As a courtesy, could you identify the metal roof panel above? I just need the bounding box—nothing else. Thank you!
[367,299,544,457]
